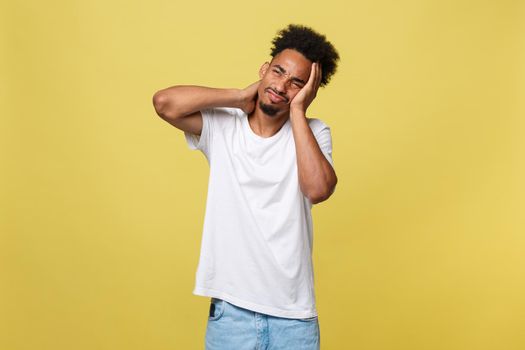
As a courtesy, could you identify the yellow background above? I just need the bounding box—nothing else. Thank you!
[2,0,524,349]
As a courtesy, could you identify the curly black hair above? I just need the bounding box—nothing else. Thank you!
[270,24,340,87]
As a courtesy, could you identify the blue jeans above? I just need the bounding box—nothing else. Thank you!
[205,297,320,350]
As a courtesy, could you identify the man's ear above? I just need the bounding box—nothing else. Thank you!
[259,62,270,79]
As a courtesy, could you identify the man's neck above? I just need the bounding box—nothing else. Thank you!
[247,100,289,138]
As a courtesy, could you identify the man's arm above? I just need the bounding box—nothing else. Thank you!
[289,62,337,204]
[152,83,259,135]
[290,110,337,204]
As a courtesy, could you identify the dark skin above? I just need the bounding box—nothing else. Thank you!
[152,48,337,204]
[240,48,337,203]
[240,48,314,136]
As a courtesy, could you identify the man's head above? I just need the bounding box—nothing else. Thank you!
[257,24,340,118]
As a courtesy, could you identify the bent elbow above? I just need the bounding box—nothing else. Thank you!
[308,180,337,205]
[152,91,167,116]
[152,91,178,120]
[308,189,331,205]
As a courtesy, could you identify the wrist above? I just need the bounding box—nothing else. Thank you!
[235,88,247,109]
[290,106,306,117]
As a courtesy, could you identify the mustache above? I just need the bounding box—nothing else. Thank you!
[265,88,289,103]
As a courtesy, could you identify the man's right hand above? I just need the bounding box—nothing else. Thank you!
[153,81,261,136]
[239,80,261,115]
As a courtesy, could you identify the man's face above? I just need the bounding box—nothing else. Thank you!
[257,48,312,117]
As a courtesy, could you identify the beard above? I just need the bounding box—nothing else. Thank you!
[259,100,280,117]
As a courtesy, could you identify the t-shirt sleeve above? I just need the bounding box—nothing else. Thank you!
[184,108,214,160]
[313,120,335,169]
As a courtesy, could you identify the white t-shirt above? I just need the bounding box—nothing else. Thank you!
[184,107,334,319]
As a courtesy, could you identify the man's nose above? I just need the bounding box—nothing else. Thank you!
[274,77,287,94]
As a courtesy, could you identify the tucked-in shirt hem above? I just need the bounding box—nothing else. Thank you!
[193,285,318,319]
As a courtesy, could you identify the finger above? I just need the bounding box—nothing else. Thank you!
[312,62,319,88]
[306,62,316,87]
[316,62,322,88]
[248,80,260,90]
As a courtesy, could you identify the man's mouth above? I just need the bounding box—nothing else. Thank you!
[266,89,287,103]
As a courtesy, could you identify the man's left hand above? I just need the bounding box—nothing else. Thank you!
[290,62,322,113]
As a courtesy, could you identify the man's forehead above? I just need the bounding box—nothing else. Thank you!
[270,50,311,76]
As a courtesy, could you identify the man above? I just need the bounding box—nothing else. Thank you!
[152,24,339,350]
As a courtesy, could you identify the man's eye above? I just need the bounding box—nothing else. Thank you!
[273,70,282,75]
